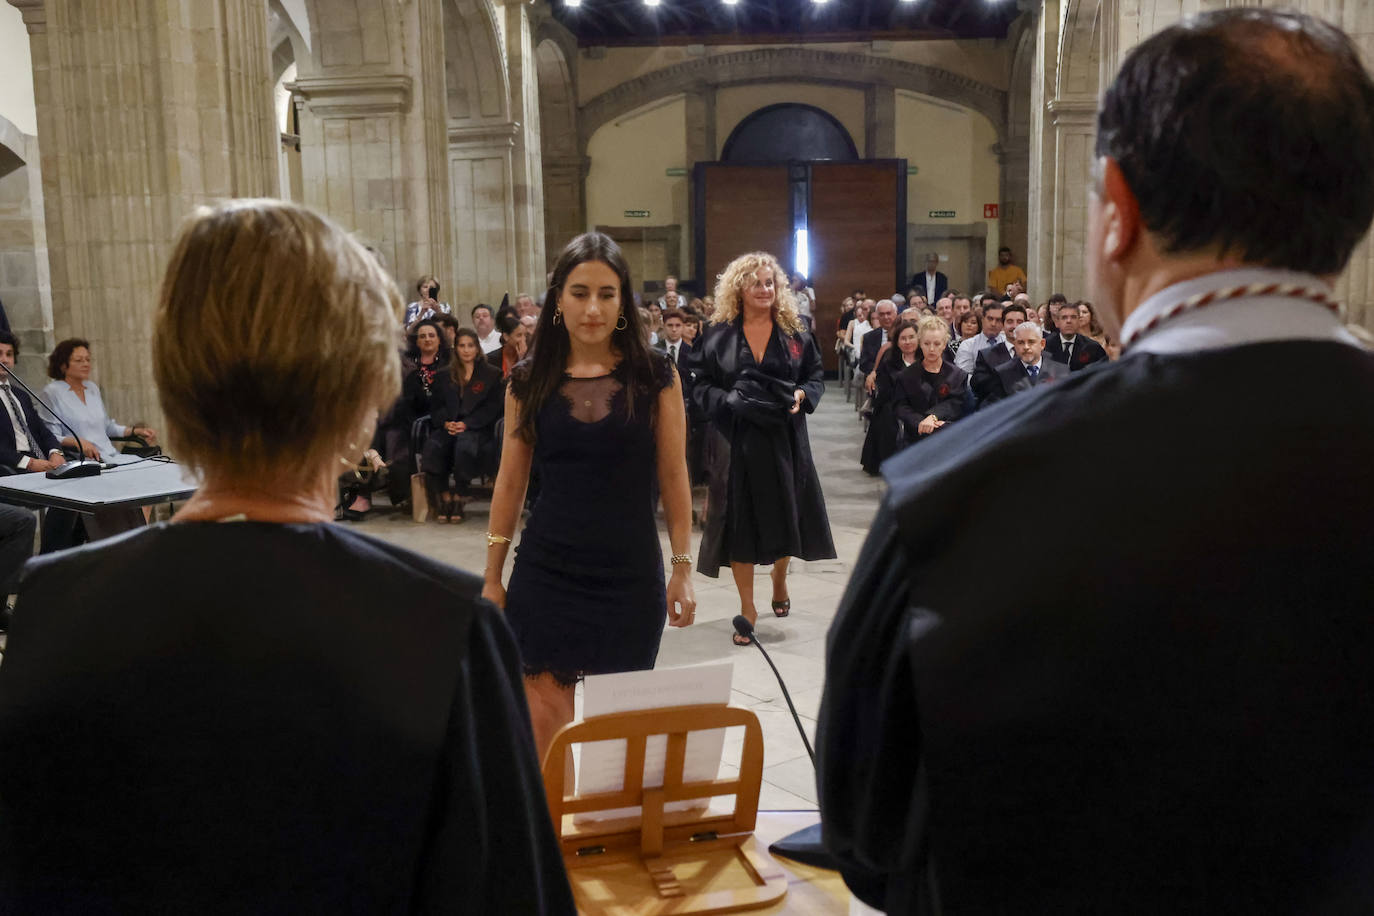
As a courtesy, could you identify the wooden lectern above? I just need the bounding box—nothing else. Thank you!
[542,704,789,915]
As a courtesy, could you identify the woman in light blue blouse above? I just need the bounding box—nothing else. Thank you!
[40,339,157,461]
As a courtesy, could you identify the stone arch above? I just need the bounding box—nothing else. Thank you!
[298,0,397,74]
[1057,0,1102,101]
[721,103,858,161]
[267,0,308,83]
[579,47,1008,154]
[445,0,508,124]
[536,36,583,263]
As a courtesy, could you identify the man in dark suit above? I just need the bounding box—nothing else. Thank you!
[857,298,897,382]
[0,331,79,555]
[983,321,1068,404]
[908,253,948,303]
[818,9,1374,913]
[970,302,1030,404]
[1045,302,1109,369]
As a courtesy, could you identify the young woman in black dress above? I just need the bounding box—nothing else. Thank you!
[482,232,697,761]
[687,252,836,646]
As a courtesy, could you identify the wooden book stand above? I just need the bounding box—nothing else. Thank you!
[542,704,788,915]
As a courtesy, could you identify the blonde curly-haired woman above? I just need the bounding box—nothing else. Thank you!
[684,251,836,646]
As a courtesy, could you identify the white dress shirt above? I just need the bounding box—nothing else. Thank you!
[0,382,59,469]
[40,379,127,460]
[955,332,1004,373]
[664,340,684,364]
[477,329,502,354]
[1122,267,1361,356]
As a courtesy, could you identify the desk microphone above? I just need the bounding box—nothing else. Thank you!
[733,615,836,870]
[1,362,101,479]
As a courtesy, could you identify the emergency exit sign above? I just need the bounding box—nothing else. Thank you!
[928,209,955,219]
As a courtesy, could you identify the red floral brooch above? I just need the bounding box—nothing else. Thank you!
[788,338,803,359]
[938,384,950,397]
[471,381,485,393]
[1078,351,1091,364]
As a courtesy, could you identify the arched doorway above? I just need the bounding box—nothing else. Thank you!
[721,104,858,162]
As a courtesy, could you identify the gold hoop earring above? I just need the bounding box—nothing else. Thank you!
[615,315,628,331]
[553,307,562,325]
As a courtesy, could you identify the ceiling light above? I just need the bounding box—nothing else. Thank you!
[723,0,739,5]
[644,0,660,6]
[565,0,580,6]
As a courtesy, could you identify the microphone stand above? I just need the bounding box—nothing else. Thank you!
[732,615,839,872]
[2,363,102,480]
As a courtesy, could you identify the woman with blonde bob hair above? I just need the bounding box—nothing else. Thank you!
[686,251,835,646]
[0,200,574,913]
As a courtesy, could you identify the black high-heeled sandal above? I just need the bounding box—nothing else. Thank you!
[771,599,791,618]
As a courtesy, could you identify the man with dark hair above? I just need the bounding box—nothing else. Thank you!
[987,245,1026,293]
[819,9,1374,913]
[1045,299,1108,369]
[953,302,1002,374]
[656,308,689,365]
[472,303,500,354]
[0,331,76,558]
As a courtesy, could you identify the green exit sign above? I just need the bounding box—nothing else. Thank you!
[665,167,688,177]
[624,209,650,219]
[928,209,956,219]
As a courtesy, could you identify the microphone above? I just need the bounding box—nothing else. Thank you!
[733,615,834,870]
[1,362,101,479]
[733,615,814,766]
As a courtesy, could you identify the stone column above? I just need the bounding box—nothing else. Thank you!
[683,83,716,277]
[541,155,588,269]
[290,0,452,301]
[864,84,897,159]
[498,0,547,295]
[1026,0,1059,299]
[9,0,278,429]
[1046,99,1097,298]
[448,123,519,307]
[998,136,1031,283]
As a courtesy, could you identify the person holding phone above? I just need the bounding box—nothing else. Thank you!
[403,274,451,328]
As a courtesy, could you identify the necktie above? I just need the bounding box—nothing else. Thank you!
[1064,339,1073,361]
[1027,364,1039,380]
[1,384,34,452]
[670,344,677,364]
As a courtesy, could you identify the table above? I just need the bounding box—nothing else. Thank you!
[0,456,196,514]
[752,811,876,915]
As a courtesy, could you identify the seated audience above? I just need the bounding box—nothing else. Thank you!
[861,319,920,475]
[374,318,450,507]
[984,321,1068,404]
[514,293,540,319]
[971,302,1027,405]
[682,311,702,345]
[893,315,968,442]
[488,312,529,380]
[656,308,691,365]
[0,199,574,912]
[40,338,158,461]
[1045,301,1109,370]
[422,329,504,523]
[520,314,538,349]
[433,312,461,350]
[842,300,871,365]
[934,297,955,338]
[473,303,502,354]
[859,299,898,382]
[403,274,450,327]
[949,308,980,363]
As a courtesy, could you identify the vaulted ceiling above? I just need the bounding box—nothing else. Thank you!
[548,0,1023,46]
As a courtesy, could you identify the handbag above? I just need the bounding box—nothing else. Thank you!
[410,472,430,523]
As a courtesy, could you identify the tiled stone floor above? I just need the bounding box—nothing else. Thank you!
[353,380,881,810]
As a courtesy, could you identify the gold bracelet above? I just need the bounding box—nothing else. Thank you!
[486,532,512,547]
[670,554,692,566]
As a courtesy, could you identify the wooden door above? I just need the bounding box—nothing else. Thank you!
[809,161,904,370]
[694,164,792,306]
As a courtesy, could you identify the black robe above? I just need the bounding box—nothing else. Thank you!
[420,359,505,479]
[817,341,1374,914]
[860,353,912,474]
[686,318,835,577]
[892,360,968,442]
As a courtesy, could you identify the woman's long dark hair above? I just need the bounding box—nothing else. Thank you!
[448,328,481,389]
[510,232,657,444]
[879,320,922,370]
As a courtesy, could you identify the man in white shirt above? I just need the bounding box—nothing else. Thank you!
[514,294,539,319]
[954,303,1004,373]
[910,253,948,303]
[657,309,688,366]
[655,275,678,310]
[472,304,501,354]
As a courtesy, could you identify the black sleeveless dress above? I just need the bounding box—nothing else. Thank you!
[504,357,674,685]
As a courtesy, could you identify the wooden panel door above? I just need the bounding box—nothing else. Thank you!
[809,162,903,371]
[695,164,792,305]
